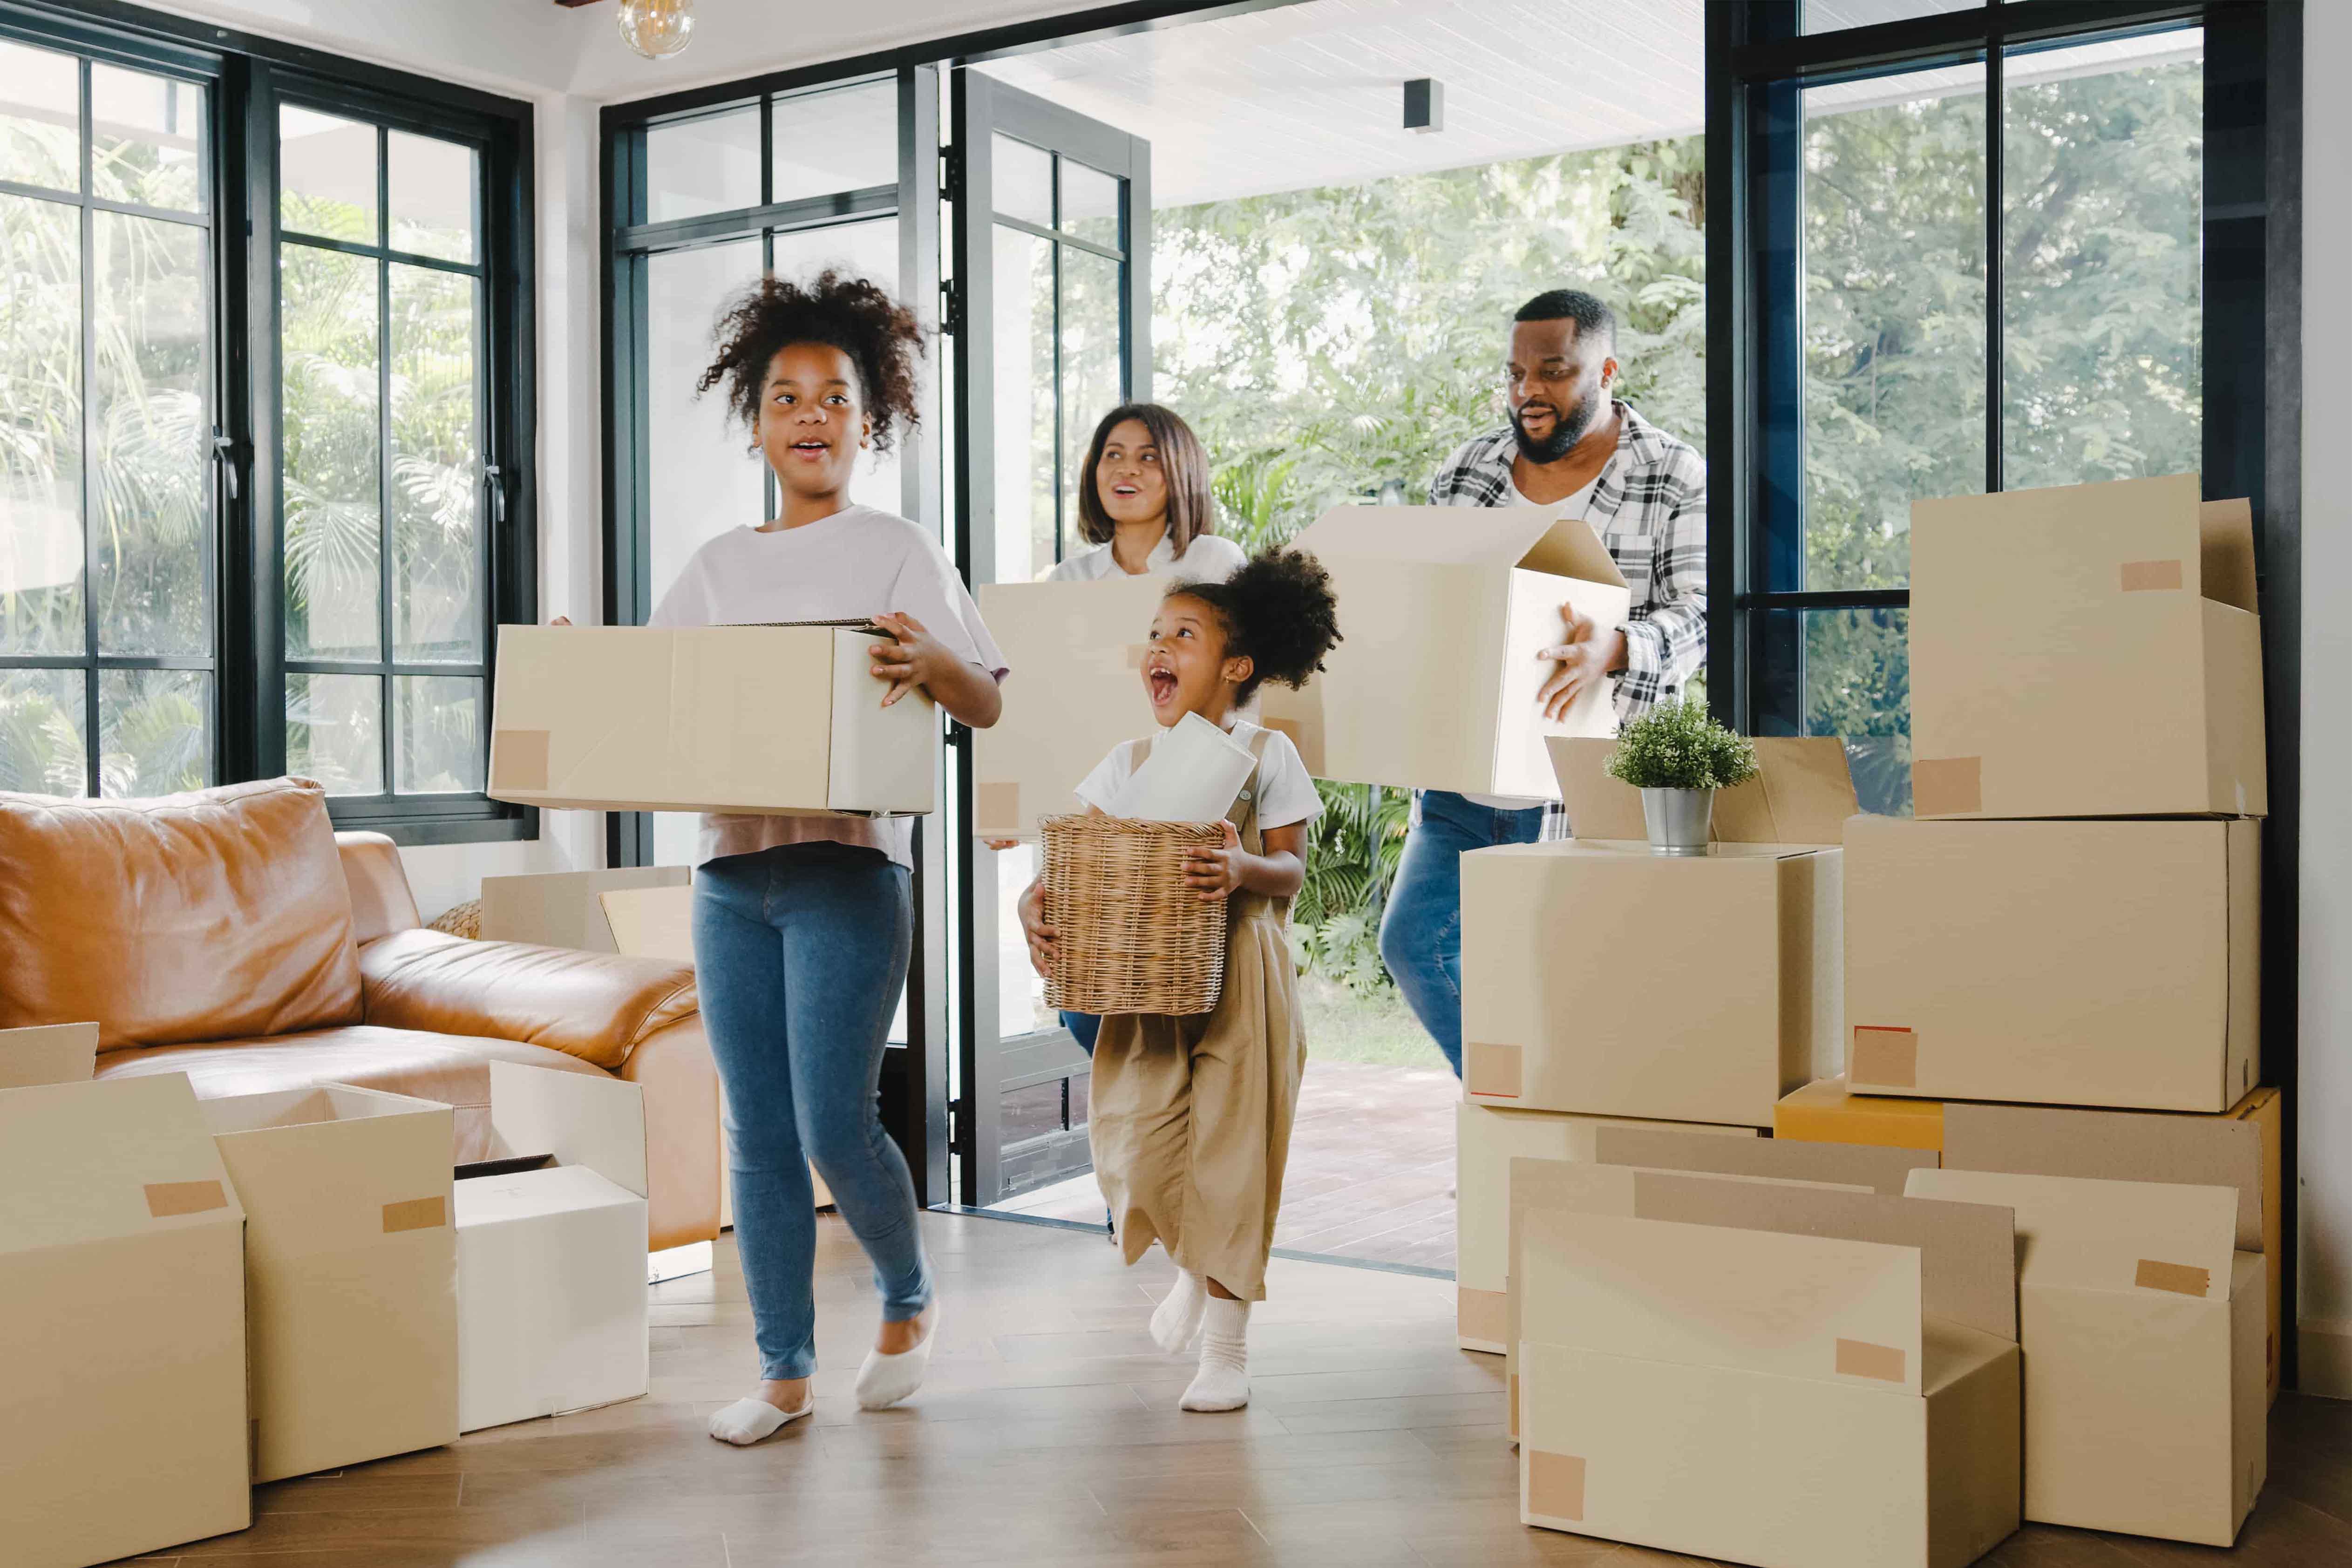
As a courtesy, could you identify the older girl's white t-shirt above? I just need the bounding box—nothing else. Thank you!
[648,505,1006,867]
[1073,718,1322,832]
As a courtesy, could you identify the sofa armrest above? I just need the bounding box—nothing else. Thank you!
[359,928,697,1072]
[620,1015,723,1253]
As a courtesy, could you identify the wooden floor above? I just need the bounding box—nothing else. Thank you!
[126,1212,2352,1568]
[999,1058,1460,1270]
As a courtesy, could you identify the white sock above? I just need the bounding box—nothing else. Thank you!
[1180,1296,1251,1412]
[1150,1270,1209,1354]
[707,1392,812,1446]
[854,1303,941,1411]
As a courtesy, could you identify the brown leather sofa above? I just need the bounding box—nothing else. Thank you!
[0,776,720,1252]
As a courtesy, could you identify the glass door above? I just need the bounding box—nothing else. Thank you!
[949,68,1150,1208]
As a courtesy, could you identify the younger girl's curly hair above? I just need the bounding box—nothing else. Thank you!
[697,271,926,452]
[1170,549,1342,705]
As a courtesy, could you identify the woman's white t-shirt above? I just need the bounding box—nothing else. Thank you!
[648,505,1007,868]
[1046,530,1245,584]
[1073,718,1321,833]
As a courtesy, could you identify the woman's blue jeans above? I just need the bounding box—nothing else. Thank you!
[1377,790,1548,1077]
[693,841,932,1380]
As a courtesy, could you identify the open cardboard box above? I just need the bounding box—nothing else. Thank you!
[973,574,1169,840]
[489,623,936,816]
[1,1072,251,1568]
[1845,814,2259,1113]
[478,866,693,953]
[1257,506,1629,795]
[1908,1167,2263,1545]
[1908,473,2265,819]
[1516,1168,2020,1568]
[0,1019,97,1090]
[1459,737,1853,1126]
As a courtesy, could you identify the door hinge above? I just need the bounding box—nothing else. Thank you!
[941,141,963,194]
[940,277,963,336]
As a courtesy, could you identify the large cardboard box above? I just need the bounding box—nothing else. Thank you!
[973,575,1168,840]
[202,1085,458,1481]
[1516,1174,2020,1567]
[1256,506,1629,795]
[1845,815,2259,1112]
[1454,1102,1754,1352]
[1907,1167,2263,1545]
[0,1074,251,1568]
[488,623,936,815]
[1460,739,1854,1125]
[456,1064,650,1431]
[1908,473,2265,819]
[0,1019,97,1089]
[479,866,693,951]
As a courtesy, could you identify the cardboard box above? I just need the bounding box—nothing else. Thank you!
[1454,1102,1754,1352]
[0,1074,250,1568]
[1516,1173,2020,1567]
[479,866,693,952]
[488,623,936,815]
[1909,473,2266,819]
[1460,739,1853,1125]
[456,1063,650,1431]
[1845,815,2259,1112]
[0,1020,97,1089]
[973,575,1169,840]
[201,1085,458,1481]
[1775,1075,1946,1152]
[1255,506,1629,795]
[1906,1167,2263,1545]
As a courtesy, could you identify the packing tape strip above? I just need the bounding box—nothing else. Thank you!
[1528,1451,1586,1521]
[1911,755,1982,816]
[492,729,551,792]
[1458,1286,1507,1346]
[1466,1042,1522,1099]
[1850,1026,1918,1089]
[383,1195,449,1233]
[1835,1337,1907,1384]
[2121,558,2186,593]
[144,1179,228,1218]
[2135,1258,2213,1297]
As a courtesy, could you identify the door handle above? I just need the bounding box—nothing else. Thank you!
[211,429,239,502]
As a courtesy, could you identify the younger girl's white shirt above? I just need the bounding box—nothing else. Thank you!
[1046,530,1245,584]
[1073,717,1321,832]
[648,504,1007,868]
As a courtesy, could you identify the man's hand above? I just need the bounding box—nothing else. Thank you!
[869,611,954,708]
[1182,820,1247,902]
[1536,601,1628,722]
[1016,878,1056,977]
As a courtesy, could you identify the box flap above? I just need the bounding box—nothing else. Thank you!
[1550,735,1856,844]
[480,865,691,952]
[201,1083,448,1137]
[1521,1207,1924,1393]
[1905,1168,2238,1301]
[1943,1100,2264,1253]
[0,1074,243,1254]
[486,1062,648,1200]
[1290,505,1626,587]
[599,884,695,964]
[1593,1124,1934,1196]
[0,1021,98,1089]
[2199,498,2258,612]
[454,1161,645,1227]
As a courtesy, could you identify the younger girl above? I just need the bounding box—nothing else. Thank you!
[1017,551,1341,1411]
[1048,403,1244,584]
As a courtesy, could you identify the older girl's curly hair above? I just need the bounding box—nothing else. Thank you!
[1170,549,1342,705]
[697,271,926,452]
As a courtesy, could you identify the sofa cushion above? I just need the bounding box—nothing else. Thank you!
[358,928,697,1072]
[95,1025,613,1163]
[0,777,363,1052]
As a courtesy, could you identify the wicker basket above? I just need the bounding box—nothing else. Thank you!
[1040,814,1229,1017]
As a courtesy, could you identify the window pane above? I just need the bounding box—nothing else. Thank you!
[645,105,759,224]
[286,672,381,794]
[99,668,208,795]
[993,135,1052,228]
[90,63,203,213]
[990,225,1056,579]
[0,190,85,655]
[771,80,896,204]
[1764,606,1911,817]
[282,244,381,661]
[996,843,1050,1039]
[279,106,378,245]
[1060,246,1124,522]
[2001,32,2203,491]
[1804,0,1977,34]
[0,38,80,194]
[645,238,765,607]
[1061,160,1121,251]
[770,217,902,513]
[395,674,482,793]
[1801,65,1986,591]
[0,666,85,793]
[389,264,480,662]
[93,210,209,657]
[388,130,477,264]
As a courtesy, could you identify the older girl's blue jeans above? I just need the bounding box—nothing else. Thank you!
[1377,789,1548,1077]
[692,841,932,1381]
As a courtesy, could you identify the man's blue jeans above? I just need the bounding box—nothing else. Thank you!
[1377,789,1548,1078]
[693,842,933,1380]
[1060,1011,1101,1054]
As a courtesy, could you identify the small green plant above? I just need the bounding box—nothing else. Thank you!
[1605,699,1760,791]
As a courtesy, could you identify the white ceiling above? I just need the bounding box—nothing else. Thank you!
[980,0,1706,209]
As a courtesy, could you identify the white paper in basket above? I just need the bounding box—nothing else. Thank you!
[1109,711,1255,822]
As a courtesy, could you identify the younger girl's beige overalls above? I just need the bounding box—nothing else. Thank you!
[1087,727,1307,1302]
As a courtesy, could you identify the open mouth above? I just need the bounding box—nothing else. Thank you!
[1518,404,1557,428]
[790,439,830,456]
[1113,483,1140,497]
[1147,666,1179,704]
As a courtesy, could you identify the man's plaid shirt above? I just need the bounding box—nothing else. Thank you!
[1428,400,1708,835]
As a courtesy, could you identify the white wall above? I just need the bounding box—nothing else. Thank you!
[2298,0,2352,1399]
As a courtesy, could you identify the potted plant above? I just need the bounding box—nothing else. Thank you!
[1604,699,1761,855]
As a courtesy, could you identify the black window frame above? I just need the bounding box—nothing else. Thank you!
[0,0,538,846]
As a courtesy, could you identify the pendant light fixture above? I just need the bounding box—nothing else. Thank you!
[616,0,694,60]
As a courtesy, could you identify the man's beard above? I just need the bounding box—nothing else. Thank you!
[1510,386,1603,463]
